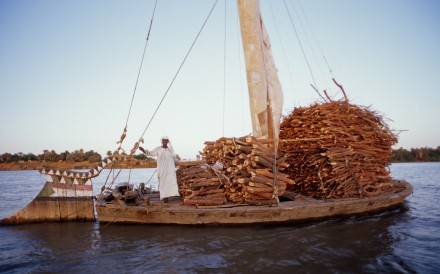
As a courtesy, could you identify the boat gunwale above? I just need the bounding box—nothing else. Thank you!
[96,180,412,226]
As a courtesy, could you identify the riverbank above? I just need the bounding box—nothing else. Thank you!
[0,160,205,171]
[0,160,152,171]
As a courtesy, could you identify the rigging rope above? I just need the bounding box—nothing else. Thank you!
[282,0,325,101]
[296,0,334,75]
[115,0,159,152]
[136,0,220,143]
[124,0,159,129]
[288,1,329,90]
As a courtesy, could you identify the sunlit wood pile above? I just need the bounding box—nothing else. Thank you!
[177,136,294,206]
[279,99,398,199]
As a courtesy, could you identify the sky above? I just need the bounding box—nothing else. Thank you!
[1,0,439,160]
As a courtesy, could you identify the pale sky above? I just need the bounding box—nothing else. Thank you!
[1,0,439,159]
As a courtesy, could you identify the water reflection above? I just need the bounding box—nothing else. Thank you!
[1,164,439,273]
[2,207,411,273]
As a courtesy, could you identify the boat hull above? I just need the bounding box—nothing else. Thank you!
[0,196,95,225]
[96,181,412,226]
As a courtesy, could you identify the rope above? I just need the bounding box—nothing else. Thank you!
[98,168,133,229]
[115,0,159,151]
[99,168,114,194]
[296,0,334,75]
[288,1,330,90]
[97,168,124,206]
[59,201,95,221]
[100,209,124,229]
[125,0,158,128]
[145,169,157,185]
[138,0,220,140]
[100,169,157,229]
[282,0,325,101]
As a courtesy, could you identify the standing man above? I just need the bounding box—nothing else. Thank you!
[145,136,180,202]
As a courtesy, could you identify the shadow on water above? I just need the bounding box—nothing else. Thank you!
[0,206,417,274]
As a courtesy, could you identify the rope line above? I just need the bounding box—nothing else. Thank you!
[296,0,334,75]
[100,169,157,229]
[145,169,157,186]
[59,201,94,221]
[138,0,220,140]
[289,1,329,90]
[113,0,159,155]
[124,0,159,129]
[282,0,325,101]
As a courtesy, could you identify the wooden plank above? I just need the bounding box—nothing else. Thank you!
[76,199,95,221]
[36,198,61,222]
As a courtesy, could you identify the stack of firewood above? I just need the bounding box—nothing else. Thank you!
[176,136,294,206]
[279,100,398,199]
[202,136,294,205]
[176,165,227,206]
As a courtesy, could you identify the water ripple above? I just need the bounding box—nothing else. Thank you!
[1,164,439,273]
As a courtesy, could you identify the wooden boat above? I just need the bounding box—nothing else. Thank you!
[0,162,412,226]
[0,0,413,226]
[95,180,412,226]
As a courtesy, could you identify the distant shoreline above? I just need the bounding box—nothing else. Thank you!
[0,160,205,171]
[0,160,434,171]
[0,160,154,171]
[0,159,436,171]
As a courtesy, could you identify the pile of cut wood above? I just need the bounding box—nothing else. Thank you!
[176,165,227,206]
[279,100,398,199]
[177,136,294,206]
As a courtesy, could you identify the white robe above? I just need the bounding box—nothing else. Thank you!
[147,146,179,199]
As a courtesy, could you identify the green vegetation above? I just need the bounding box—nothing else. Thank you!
[391,146,440,162]
[0,149,101,163]
[1,146,440,164]
[0,149,150,163]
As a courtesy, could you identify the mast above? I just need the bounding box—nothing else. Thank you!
[237,0,283,148]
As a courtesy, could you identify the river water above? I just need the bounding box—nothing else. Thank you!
[0,163,439,273]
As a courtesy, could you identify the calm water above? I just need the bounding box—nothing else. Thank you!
[0,163,439,273]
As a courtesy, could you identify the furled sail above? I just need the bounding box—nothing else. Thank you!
[238,0,283,148]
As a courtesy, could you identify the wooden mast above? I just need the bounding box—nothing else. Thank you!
[237,0,283,149]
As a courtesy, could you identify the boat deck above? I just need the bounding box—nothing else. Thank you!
[96,181,412,226]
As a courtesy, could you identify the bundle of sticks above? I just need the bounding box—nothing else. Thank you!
[279,100,398,199]
[202,136,294,205]
[176,165,227,206]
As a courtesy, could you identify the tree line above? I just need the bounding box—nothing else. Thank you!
[391,146,440,162]
[1,146,440,164]
[0,149,150,164]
